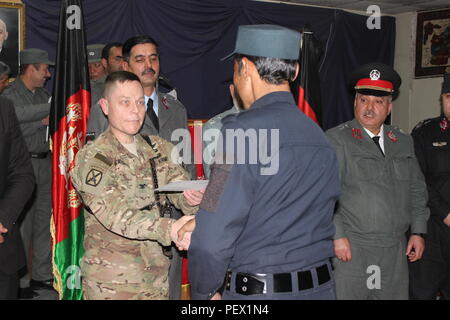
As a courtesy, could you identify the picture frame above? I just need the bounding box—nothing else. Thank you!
[0,2,25,78]
[415,9,450,78]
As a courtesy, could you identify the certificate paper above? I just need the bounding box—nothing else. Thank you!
[155,180,209,192]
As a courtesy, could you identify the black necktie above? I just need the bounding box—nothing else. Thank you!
[146,98,159,132]
[372,136,384,156]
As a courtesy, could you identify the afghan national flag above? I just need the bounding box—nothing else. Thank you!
[181,120,208,299]
[292,28,324,127]
[49,0,90,300]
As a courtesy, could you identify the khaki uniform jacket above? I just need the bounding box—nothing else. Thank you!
[71,129,197,285]
[326,119,429,247]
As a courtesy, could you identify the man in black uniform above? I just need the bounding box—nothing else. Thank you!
[0,97,35,299]
[409,73,450,299]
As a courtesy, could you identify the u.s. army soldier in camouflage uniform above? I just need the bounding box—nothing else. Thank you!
[71,71,203,300]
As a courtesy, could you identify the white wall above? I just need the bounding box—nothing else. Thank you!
[393,12,444,133]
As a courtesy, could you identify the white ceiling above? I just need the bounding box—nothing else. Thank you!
[270,0,450,14]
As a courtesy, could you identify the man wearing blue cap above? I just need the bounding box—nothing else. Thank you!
[409,72,450,299]
[177,24,340,300]
[326,62,429,299]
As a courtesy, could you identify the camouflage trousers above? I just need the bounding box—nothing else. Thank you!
[82,278,169,300]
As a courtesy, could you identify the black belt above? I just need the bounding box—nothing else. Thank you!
[30,152,48,159]
[225,264,331,296]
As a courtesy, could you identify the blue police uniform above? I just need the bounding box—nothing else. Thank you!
[188,91,340,300]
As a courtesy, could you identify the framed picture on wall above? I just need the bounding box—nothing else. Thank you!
[0,2,25,78]
[415,9,450,78]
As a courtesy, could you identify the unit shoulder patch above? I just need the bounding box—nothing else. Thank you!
[86,168,103,187]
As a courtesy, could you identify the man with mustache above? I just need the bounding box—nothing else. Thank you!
[87,44,107,125]
[325,62,430,299]
[87,36,189,144]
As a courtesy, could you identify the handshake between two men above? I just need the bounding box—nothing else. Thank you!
[169,189,203,251]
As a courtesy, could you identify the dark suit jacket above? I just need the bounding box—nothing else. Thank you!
[0,97,35,275]
[140,91,188,142]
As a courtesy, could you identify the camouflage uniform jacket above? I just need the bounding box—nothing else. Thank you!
[71,129,197,286]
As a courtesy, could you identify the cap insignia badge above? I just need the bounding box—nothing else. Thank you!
[370,69,380,80]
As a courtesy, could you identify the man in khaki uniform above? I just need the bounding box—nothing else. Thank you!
[326,63,429,299]
[71,71,202,299]
[87,44,106,118]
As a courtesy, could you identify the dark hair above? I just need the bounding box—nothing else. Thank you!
[101,42,122,60]
[103,71,141,97]
[234,54,297,85]
[0,61,11,77]
[19,63,41,75]
[122,35,159,61]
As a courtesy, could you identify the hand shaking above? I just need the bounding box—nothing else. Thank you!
[169,217,196,251]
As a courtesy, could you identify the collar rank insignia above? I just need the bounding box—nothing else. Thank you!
[440,117,449,132]
[161,96,169,110]
[86,169,103,187]
[432,141,447,147]
[352,128,362,140]
[387,130,398,142]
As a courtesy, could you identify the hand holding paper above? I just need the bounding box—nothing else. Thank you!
[183,189,205,206]
[155,180,209,192]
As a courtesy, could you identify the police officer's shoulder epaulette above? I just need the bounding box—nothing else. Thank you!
[389,125,406,135]
[338,122,350,130]
[221,112,240,127]
[412,117,437,132]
